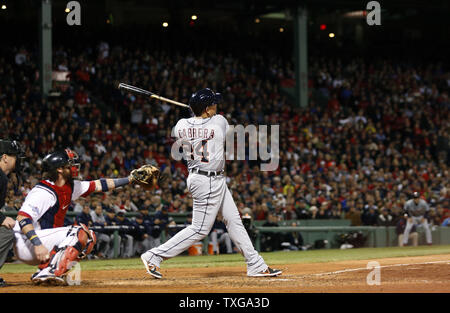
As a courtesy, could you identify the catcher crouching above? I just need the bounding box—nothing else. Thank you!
[12,148,161,285]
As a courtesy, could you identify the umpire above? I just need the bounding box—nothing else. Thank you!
[0,139,24,287]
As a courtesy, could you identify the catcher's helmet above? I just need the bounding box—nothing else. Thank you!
[42,148,80,178]
[188,88,221,116]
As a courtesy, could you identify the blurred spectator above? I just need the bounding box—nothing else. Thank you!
[166,220,180,240]
[261,212,282,252]
[90,204,111,258]
[209,216,233,254]
[104,207,121,258]
[115,211,134,258]
[241,206,253,219]
[281,222,304,251]
[242,213,257,244]
[183,213,193,227]
[427,209,442,227]
[14,47,28,65]
[253,202,269,221]
[330,202,345,219]
[168,198,182,213]
[362,207,379,226]
[72,199,84,214]
[377,208,394,226]
[295,201,310,219]
[138,206,152,224]
[154,205,172,231]
[147,205,172,249]
[281,198,297,220]
[435,204,450,225]
[131,213,152,256]
[345,206,362,226]
[75,204,93,227]
[442,217,450,227]
[316,202,332,219]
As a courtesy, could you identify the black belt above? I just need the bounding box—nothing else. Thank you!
[190,168,224,177]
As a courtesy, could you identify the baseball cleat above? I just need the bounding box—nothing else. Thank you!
[31,269,41,281]
[31,274,66,286]
[141,255,162,279]
[44,276,67,286]
[31,270,45,285]
[248,267,282,277]
[0,278,7,287]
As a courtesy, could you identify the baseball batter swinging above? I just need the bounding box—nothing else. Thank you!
[141,88,282,278]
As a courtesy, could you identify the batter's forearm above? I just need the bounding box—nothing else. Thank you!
[94,176,132,192]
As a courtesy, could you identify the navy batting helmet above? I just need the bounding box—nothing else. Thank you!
[188,88,221,116]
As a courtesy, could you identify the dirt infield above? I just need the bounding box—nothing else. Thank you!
[2,254,449,293]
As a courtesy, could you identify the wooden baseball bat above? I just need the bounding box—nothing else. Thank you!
[117,83,189,108]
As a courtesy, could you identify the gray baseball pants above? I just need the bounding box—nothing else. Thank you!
[143,174,268,275]
[403,216,432,245]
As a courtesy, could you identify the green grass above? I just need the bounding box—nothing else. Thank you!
[2,245,450,274]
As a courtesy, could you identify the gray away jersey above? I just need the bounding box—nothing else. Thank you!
[403,199,429,217]
[173,114,229,172]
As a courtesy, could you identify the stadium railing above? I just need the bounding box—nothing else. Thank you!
[4,210,449,256]
[254,225,450,250]
[2,210,190,223]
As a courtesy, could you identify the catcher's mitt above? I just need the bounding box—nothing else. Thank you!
[130,164,162,190]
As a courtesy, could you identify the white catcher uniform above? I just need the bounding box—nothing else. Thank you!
[142,114,270,276]
[13,179,96,265]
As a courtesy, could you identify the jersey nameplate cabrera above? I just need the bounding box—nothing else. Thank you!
[177,127,215,140]
[174,115,228,173]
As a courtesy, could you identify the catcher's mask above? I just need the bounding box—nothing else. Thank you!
[42,148,81,179]
[65,148,81,178]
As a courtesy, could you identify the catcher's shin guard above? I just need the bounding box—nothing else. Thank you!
[53,246,80,276]
[47,224,97,277]
[77,223,97,259]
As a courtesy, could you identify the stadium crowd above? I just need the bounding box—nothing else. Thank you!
[0,41,449,256]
